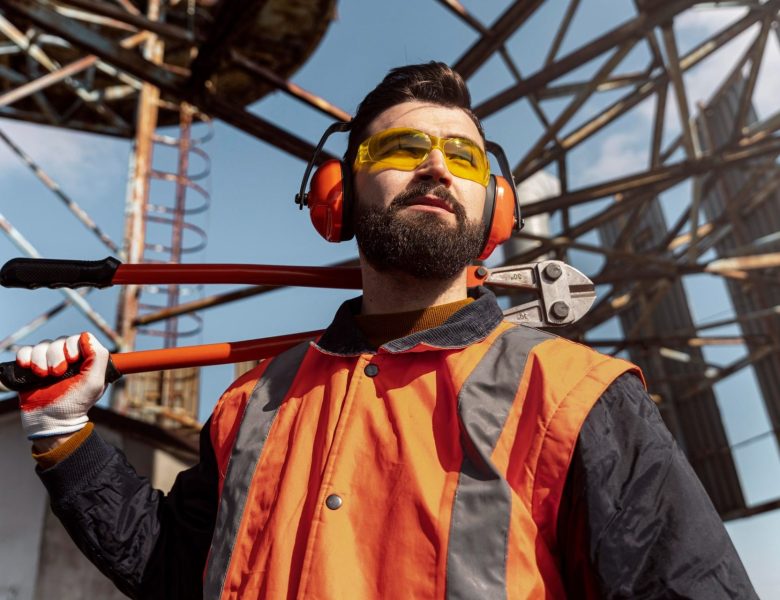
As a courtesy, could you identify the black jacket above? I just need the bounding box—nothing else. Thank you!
[36,297,757,599]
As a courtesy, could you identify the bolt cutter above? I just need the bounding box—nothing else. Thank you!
[0,257,596,391]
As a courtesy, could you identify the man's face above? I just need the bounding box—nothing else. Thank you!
[353,101,488,280]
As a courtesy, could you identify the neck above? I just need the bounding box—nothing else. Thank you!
[359,257,468,315]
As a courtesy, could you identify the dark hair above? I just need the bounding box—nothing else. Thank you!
[345,62,485,168]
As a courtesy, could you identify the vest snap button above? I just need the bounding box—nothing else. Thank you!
[364,363,379,377]
[325,494,343,510]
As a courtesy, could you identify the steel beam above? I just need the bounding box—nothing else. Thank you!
[587,334,764,348]
[661,22,697,158]
[0,11,131,131]
[520,135,780,218]
[544,0,581,67]
[0,291,89,352]
[514,39,637,176]
[187,0,267,92]
[534,72,648,99]
[473,0,697,117]
[0,54,95,108]
[230,50,351,122]
[58,0,197,43]
[730,15,772,142]
[680,344,778,399]
[434,0,489,35]
[0,213,121,345]
[453,0,545,79]
[0,128,120,253]
[515,2,773,179]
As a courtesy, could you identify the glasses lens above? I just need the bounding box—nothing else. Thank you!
[442,138,488,184]
[368,129,431,169]
[356,128,490,186]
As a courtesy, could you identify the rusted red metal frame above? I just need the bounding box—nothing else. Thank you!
[56,0,198,43]
[1,0,336,163]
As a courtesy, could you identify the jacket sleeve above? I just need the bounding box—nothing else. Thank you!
[557,373,758,599]
[36,417,218,599]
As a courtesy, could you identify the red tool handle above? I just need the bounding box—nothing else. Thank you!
[112,264,363,288]
[1,257,490,289]
[0,330,320,392]
[112,330,319,373]
[0,257,363,289]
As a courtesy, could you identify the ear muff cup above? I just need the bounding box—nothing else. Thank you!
[307,159,354,242]
[478,175,516,260]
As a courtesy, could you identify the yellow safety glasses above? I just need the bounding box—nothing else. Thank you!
[354,127,491,186]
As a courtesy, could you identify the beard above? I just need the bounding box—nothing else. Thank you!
[354,182,485,280]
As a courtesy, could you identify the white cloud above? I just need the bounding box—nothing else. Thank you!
[675,5,748,35]
[0,119,127,196]
[578,131,648,186]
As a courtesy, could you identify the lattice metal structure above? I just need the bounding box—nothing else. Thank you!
[0,0,779,519]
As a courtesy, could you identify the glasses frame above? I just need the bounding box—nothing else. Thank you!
[353,127,491,187]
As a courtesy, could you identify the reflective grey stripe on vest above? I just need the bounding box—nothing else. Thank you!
[204,341,310,599]
[446,326,553,600]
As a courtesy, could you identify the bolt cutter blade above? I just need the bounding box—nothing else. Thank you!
[483,260,596,328]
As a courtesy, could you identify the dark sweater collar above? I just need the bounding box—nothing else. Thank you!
[314,287,504,356]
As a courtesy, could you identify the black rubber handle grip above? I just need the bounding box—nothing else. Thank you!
[0,256,121,289]
[0,358,122,392]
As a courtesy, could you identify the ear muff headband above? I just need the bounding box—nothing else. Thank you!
[475,142,522,260]
[298,123,523,254]
[485,140,522,230]
[296,121,353,242]
[296,121,351,210]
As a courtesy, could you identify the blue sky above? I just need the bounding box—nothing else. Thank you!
[1,0,779,594]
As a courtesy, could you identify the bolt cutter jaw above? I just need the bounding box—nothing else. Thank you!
[471,260,596,328]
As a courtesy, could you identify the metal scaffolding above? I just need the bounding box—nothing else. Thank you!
[0,0,779,520]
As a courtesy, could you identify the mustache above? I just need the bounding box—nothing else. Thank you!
[390,183,465,218]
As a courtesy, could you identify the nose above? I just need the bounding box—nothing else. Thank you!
[414,148,453,186]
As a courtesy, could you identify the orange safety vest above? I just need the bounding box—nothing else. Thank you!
[203,319,641,599]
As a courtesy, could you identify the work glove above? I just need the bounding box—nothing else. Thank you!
[16,332,108,440]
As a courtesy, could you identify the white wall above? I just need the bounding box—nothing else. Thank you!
[0,413,47,600]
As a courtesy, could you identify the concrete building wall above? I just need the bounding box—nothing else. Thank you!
[0,406,197,599]
[0,413,47,600]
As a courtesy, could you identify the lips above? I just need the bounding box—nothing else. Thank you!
[405,195,455,213]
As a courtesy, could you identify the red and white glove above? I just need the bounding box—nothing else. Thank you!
[16,332,109,440]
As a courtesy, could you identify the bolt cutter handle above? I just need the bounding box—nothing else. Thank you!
[0,330,320,392]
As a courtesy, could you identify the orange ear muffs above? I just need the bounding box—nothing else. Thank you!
[295,121,354,242]
[307,159,353,242]
[297,125,522,253]
[478,175,517,260]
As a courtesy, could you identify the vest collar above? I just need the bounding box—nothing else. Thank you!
[313,286,504,356]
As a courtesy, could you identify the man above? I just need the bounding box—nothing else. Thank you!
[17,63,755,599]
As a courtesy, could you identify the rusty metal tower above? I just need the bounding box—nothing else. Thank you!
[0,0,337,426]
